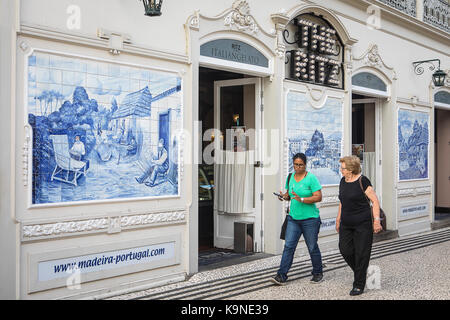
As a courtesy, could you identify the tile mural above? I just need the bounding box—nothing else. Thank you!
[398,109,429,180]
[28,51,182,205]
[286,92,343,185]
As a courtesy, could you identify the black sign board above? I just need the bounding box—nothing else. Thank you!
[284,15,343,88]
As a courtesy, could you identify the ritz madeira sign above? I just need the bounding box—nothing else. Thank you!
[284,14,344,89]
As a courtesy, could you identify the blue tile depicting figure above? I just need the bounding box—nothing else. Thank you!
[286,92,343,185]
[28,52,182,205]
[398,109,429,180]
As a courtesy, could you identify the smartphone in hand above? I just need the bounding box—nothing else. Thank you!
[273,192,283,198]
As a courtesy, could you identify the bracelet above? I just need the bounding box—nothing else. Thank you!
[374,217,381,221]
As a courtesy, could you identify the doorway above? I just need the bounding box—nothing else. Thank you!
[434,108,450,224]
[198,67,263,267]
[352,94,380,194]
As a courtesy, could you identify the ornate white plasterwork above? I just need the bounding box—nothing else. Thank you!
[22,218,109,239]
[224,0,259,34]
[22,209,187,241]
[352,43,397,81]
[23,125,32,187]
[188,10,200,30]
[120,210,186,228]
[397,186,432,198]
[318,195,340,207]
[271,11,290,59]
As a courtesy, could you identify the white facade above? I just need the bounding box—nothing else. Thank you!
[0,0,449,299]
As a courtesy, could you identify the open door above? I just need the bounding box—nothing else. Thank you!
[213,78,262,252]
[352,96,383,204]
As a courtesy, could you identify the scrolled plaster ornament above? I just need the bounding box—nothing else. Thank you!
[22,210,187,241]
[22,218,109,238]
[224,0,259,34]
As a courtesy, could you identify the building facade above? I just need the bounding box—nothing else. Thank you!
[0,0,449,299]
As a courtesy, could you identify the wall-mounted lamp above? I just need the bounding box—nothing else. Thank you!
[140,0,163,17]
[413,59,447,87]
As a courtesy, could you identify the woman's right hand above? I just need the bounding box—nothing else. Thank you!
[278,191,289,201]
[335,219,340,233]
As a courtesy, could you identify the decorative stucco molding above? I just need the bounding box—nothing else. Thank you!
[120,210,186,228]
[185,0,276,59]
[187,10,200,30]
[22,209,187,241]
[224,0,259,34]
[352,43,397,81]
[19,24,189,64]
[445,69,450,87]
[318,195,340,207]
[23,125,32,187]
[271,12,290,59]
[22,218,109,239]
[397,186,432,198]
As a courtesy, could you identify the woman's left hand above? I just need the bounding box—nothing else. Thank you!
[373,221,382,233]
[291,191,302,203]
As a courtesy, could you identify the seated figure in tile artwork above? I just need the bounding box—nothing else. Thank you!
[135,138,169,187]
[69,135,86,161]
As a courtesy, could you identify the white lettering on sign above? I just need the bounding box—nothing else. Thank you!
[320,218,336,232]
[38,242,175,282]
[400,204,429,217]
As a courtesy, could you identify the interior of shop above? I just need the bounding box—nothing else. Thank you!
[434,108,450,224]
[352,94,378,192]
[198,67,266,269]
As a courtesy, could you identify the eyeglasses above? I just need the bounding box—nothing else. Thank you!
[293,163,305,167]
[340,167,348,171]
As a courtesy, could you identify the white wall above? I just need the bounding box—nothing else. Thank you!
[4,0,449,297]
[0,0,19,300]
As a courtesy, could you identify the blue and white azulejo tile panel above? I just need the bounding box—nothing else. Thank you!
[28,51,183,205]
[286,91,343,185]
[398,109,429,181]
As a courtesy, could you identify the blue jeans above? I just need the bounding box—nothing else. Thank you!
[277,215,323,281]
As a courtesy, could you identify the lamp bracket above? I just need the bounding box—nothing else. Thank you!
[412,59,441,75]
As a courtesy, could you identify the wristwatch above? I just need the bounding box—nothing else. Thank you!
[301,198,304,203]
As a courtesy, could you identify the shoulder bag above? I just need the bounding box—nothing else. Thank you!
[280,173,293,240]
[358,176,386,231]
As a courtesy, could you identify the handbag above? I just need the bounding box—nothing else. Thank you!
[280,173,293,240]
[358,176,386,231]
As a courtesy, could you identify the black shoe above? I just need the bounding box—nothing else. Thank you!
[310,273,323,284]
[270,275,287,286]
[349,287,364,296]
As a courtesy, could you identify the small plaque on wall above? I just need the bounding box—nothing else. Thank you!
[28,235,181,293]
[400,203,429,218]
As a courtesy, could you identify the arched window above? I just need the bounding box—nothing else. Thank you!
[352,72,388,97]
[435,91,450,107]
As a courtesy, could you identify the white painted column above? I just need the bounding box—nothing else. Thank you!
[0,0,19,300]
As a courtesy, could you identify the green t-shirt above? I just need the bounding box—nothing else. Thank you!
[285,172,322,220]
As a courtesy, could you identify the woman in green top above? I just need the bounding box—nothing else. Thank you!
[270,153,323,285]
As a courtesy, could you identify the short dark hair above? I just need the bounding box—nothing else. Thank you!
[293,153,307,165]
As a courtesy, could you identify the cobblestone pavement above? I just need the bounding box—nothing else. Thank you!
[106,227,450,300]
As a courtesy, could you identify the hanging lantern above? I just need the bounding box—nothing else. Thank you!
[141,0,163,17]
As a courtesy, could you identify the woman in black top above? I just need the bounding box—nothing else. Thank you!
[336,156,382,296]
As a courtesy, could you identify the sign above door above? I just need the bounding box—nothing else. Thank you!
[201,39,269,68]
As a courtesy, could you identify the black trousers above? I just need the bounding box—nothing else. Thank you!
[338,221,373,290]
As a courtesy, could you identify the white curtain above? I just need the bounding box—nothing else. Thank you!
[362,152,376,191]
[214,151,254,214]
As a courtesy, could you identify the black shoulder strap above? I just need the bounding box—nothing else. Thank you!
[358,175,371,206]
[288,173,292,189]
